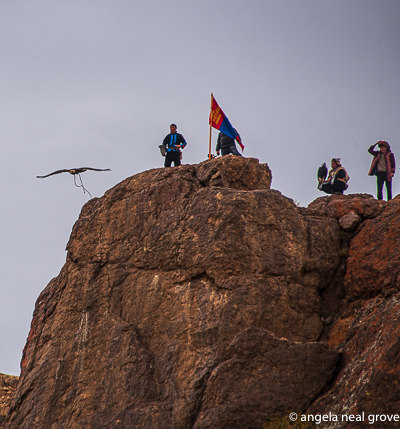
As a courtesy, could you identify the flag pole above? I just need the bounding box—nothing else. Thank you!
[208,124,212,159]
[208,93,213,159]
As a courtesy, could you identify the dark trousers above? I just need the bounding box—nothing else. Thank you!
[221,145,242,156]
[376,171,392,200]
[320,182,344,195]
[165,151,181,167]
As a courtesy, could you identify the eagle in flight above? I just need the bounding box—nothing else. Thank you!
[36,167,111,178]
[36,167,111,198]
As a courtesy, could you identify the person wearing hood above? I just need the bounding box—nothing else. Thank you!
[368,140,396,201]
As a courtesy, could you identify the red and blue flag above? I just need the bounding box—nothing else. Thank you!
[209,94,244,151]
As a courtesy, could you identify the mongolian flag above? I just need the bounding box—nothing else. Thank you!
[209,94,244,151]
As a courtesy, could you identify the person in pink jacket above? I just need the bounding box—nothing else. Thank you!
[368,140,396,200]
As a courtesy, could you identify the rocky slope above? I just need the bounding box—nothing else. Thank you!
[4,157,400,428]
[0,374,18,429]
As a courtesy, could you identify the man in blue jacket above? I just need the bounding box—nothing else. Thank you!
[162,124,187,167]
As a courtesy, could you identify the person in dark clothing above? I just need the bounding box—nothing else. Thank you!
[318,158,349,195]
[368,140,395,201]
[216,131,242,156]
[162,124,187,167]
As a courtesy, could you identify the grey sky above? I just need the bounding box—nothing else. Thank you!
[1,0,399,375]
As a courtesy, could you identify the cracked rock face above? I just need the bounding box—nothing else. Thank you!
[311,295,400,429]
[309,196,400,429]
[7,157,340,429]
[193,327,338,429]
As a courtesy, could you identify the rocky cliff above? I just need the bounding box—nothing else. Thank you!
[0,374,18,429]
[5,156,400,429]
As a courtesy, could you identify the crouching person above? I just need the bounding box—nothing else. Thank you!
[318,158,349,195]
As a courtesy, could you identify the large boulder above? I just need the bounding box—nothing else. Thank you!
[308,194,386,220]
[345,198,400,300]
[6,157,341,429]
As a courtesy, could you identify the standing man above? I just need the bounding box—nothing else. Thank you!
[368,140,395,200]
[162,124,187,167]
[216,130,242,156]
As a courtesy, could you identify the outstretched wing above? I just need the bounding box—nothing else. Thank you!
[78,167,111,172]
[36,169,70,178]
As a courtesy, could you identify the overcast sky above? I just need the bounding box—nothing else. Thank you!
[1,0,399,376]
